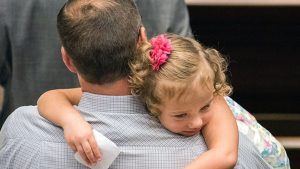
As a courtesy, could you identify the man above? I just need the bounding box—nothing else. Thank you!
[0,0,192,128]
[0,0,272,168]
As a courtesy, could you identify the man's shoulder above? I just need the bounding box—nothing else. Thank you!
[1,105,64,142]
[0,106,76,168]
[6,105,43,125]
[4,105,38,124]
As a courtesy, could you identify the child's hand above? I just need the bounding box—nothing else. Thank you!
[63,118,101,165]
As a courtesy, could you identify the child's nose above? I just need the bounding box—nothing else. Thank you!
[188,116,203,129]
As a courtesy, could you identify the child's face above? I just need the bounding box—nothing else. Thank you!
[158,84,214,137]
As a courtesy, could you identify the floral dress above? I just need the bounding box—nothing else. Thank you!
[225,97,290,169]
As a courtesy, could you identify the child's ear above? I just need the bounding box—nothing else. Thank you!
[61,47,77,73]
[137,26,148,47]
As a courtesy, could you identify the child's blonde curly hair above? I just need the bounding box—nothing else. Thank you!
[129,34,232,116]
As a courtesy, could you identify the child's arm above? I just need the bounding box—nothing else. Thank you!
[37,88,101,165]
[184,95,238,169]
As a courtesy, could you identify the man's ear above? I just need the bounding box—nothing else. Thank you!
[137,26,148,47]
[61,47,77,73]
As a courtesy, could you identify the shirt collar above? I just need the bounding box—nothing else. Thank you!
[78,92,147,114]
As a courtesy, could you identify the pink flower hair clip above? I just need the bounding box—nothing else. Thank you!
[150,35,172,71]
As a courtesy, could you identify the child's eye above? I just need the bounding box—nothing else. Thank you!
[174,113,187,118]
[200,105,210,112]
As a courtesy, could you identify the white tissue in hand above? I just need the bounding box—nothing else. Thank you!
[74,129,120,169]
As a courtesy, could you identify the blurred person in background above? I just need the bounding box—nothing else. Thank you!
[135,0,193,38]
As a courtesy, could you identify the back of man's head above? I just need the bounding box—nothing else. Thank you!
[57,0,142,84]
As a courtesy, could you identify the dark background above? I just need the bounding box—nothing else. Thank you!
[188,5,300,168]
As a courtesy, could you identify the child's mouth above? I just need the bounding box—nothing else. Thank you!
[182,130,200,136]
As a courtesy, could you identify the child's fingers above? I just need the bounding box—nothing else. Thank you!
[88,137,101,160]
[69,143,77,152]
[82,141,96,164]
[75,142,91,165]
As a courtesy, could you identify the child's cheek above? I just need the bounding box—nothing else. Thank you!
[203,112,214,125]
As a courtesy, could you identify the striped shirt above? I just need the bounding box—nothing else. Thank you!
[0,93,272,168]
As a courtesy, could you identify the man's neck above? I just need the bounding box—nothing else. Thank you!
[81,78,131,96]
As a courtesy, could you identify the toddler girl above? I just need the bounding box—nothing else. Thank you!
[38,34,289,168]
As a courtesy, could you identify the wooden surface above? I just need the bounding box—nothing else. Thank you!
[185,0,300,6]
[188,5,300,168]
[188,5,300,114]
[277,137,300,149]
